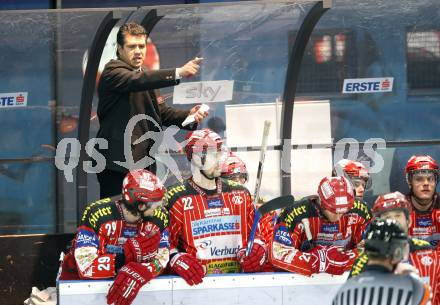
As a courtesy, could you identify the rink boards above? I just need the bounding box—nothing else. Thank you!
[58,272,348,305]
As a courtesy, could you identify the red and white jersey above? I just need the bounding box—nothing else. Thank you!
[350,238,440,305]
[407,194,440,250]
[259,211,278,244]
[59,197,170,280]
[410,239,440,305]
[270,196,371,276]
[165,178,269,274]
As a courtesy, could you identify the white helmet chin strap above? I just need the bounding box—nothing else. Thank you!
[201,169,216,180]
[190,162,218,190]
[190,151,222,190]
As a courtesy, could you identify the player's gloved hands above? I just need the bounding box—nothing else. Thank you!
[124,231,160,264]
[170,253,205,285]
[325,247,357,275]
[310,245,357,275]
[237,239,267,272]
[107,262,154,305]
[309,245,327,274]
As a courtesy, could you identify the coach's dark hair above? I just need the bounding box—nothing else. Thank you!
[116,22,147,58]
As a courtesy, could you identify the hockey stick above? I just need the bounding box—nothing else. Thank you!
[252,120,271,210]
[300,218,314,251]
[245,120,271,257]
[296,195,316,251]
[246,194,294,256]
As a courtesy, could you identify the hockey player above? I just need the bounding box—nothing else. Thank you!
[350,191,440,305]
[165,129,270,284]
[220,152,249,185]
[59,169,170,305]
[333,159,373,245]
[220,151,274,224]
[405,155,440,248]
[333,159,371,199]
[332,219,431,305]
[221,152,269,207]
[270,176,370,276]
[220,152,276,270]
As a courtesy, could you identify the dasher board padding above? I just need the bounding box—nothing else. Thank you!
[58,272,348,305]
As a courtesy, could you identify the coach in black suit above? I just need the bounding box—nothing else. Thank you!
[96,22,207,198]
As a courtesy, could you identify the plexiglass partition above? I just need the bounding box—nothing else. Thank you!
[309,0,440,203]
[0,0,439,234]
[0,8,133,233]
[0,1,320,234]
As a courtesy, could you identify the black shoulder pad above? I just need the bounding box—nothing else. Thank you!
[79,197,116,230]
[163,182,191,209]
[277,196,319,230]
[298,195,320,205]
[409,238,433,252]
[349,252,369,278]
[143,207,169,232]
[222,178,248,191]
[349,199,373,221]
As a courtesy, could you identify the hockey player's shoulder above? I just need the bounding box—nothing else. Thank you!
[85,196,114,209]
[221,178,252,198]
[163,181,192,208]
[222,178,248,191]
[409,237,433,251]
[278,195,318,229]
[349,252,369,278]
[348,199,373,221]
[80,196,117,230]
[144,206,169,232]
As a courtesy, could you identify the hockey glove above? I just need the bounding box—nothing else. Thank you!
[324,246,357,275]
[107,262,155,305]
[237,239,267,272]
[310,245,357,275]
[170,253,204,285]
[124,231,160,264]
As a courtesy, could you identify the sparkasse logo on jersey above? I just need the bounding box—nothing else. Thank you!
[342,78,393,93]
[191,216,241,237]
[0,92,28,108]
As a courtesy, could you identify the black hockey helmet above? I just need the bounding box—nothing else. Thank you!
[364,219,409,262]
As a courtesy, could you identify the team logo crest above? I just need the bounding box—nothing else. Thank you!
[421,256,433,266]
[232,194,243,205]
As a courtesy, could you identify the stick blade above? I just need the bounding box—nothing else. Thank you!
[258,195,294,215]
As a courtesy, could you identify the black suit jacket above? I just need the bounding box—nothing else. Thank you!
[97,59,191,173]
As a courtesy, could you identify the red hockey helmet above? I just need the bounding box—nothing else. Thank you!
[184,128,226,162]
[220,152,248,183]
[317,176,355,214]
[122,169,166,206]
[333,159,370,188]
[405,155,438,184]
[372,191,411,219]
